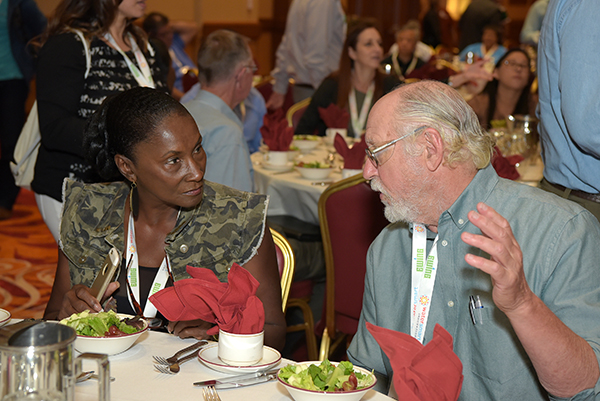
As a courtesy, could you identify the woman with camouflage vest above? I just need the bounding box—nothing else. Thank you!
[43,87,286,351]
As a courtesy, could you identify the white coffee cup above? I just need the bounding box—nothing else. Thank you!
[218,329,264,366]
[325,128,347,145]
[341,168,363,179]
[263,150,289,166]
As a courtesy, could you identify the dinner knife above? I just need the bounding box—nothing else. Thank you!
[193,368,279,387]
[209,372,278,390]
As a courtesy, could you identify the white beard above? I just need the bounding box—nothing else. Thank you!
[370,177,422,223]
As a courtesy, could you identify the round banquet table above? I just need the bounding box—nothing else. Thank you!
[251,144,351,226]
[72,329,394,401]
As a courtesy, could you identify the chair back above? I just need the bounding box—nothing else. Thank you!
[318,174,388,339]
[255,76,295,113]
[270,228,295,312]
[182,68,199,93]
[286,97,311,128]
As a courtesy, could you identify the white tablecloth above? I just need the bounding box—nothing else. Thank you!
[251,145,345,225]
[76,330,392,401]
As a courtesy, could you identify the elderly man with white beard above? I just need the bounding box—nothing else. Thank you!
[347,80,600,400]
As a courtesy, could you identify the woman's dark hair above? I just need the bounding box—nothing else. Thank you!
[37,0,147,49]
[334,17,385,109]
[142,12,169,39]
[482,24,503,46]
[484,48,532,127]
[84,87,189,181]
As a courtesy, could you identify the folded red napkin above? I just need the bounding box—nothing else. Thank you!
[366,322,463,401]
[491,146,523,180]
[260,109,294,151]
[318,103,349,129]
[334,133,367,169]
[148,263,265,335]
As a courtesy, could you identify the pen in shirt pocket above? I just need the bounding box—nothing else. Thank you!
[469,295,484,325]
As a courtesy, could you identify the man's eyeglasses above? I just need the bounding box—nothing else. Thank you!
[502,59,529,71]
[244,64,258,74]
[365,125,427,168]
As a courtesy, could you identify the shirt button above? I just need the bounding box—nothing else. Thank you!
[458,218,464,225]
[441,240,448,246]
[448,301,454,307]
[179,244,189,253]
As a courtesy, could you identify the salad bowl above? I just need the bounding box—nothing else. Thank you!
[60,311,148,355]
[295,162,334,180]
[293,135,321,152]
[278,360,377,401]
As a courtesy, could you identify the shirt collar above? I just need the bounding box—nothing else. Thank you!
[440,164,499,230]
[195,89,243,129]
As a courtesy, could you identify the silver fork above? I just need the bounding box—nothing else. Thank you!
[152,340,207,365]
[202,386,222,401]
[154,351,199,374]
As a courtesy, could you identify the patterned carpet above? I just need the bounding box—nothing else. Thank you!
[0,189,57,319]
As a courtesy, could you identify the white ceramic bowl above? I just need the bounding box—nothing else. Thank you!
[73,314,148,355]
[295,165,333,180]
[278,361,377,401]
[293,136,321,152]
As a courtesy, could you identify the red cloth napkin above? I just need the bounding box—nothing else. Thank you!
[334,133,367,169]
[148,263,265,335]
[491,146,524,180]
[366,322,463,401]
[405,56,456,81]
[260,109,294,151]
[318,103,349,129]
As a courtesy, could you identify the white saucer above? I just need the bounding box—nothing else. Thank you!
[0,308,11,327]
[198,343,282,374]
[262,161,294,172]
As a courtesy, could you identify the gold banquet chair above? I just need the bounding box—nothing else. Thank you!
[271,227,319,360]
[286,97,311,129]
[270,228,295,312]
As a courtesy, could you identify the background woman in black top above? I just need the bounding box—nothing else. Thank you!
[295,18,400,138]
[32,0,168,242]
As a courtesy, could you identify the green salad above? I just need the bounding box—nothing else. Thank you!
[60,310,141,337]
[294,135,319,141]
[278,359,374,392]
[295,161,331,169]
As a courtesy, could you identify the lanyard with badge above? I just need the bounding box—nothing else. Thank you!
[410,223,439,343]
[348,81,374,137]
[392,52,418,81]
[105,32,155,88]
[125,212,171,318]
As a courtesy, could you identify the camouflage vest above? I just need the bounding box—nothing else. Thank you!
[60,179,268,287]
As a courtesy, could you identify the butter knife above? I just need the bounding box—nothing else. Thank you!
[193,368,279,387]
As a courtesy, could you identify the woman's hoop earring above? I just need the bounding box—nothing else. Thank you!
[130,181,138,217]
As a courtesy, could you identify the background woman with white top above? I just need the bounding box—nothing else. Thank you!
[295,18,400,138]
[32,0,168,242]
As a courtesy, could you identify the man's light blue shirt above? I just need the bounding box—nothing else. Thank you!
[184,90,255,192]
[348,164,600,400]
[537,0,600,193]
[519,0,549,46]
[459,43,506,65]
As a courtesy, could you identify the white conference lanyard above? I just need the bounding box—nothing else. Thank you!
[410,223,439,343]
[105,32,155,88]
[392,51,418,81]
[348,81,374,137]
[125,212,170,318]
[481,44,498,61]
